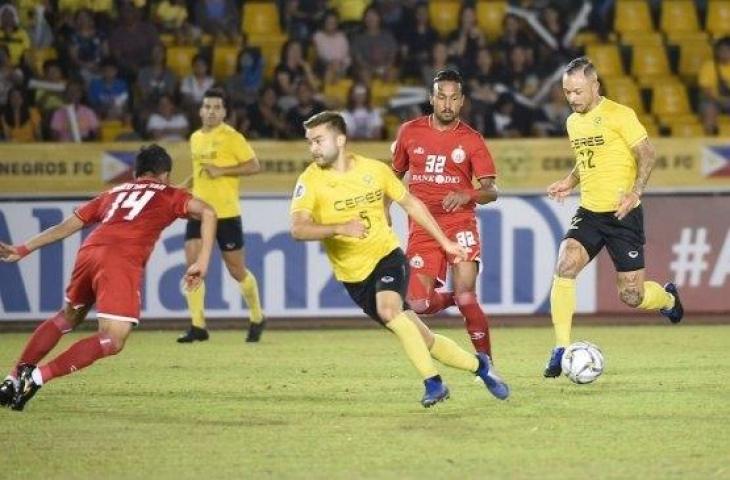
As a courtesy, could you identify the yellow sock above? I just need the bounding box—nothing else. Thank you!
[429,334,479,372]
[638,281,674,310]
[240,270,264,324]
[551,276,576,347]
[185,281,206,329]
[387,313,439,379]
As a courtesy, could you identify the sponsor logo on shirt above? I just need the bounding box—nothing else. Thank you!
[410,174,462,184]
[570,135,605,149]
[333,189,383,210]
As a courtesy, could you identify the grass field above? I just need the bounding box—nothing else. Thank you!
[1,324,729,480]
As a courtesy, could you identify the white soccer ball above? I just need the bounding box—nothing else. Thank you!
[561,341,605,384]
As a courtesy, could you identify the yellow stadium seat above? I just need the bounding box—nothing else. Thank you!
[29,47,57,75]
[100,121,133,142]
[706,1,730,38]
[159,34,175,47]
[248,34,287,80]
[242,2,281,36]
[719,121,730,137]
[643,120,659,137]
[603,77,645,113]
[323,78,353,107]
[660,0,699,35]
[571,32,600,47]
[476,1,507,40]
[166,46,197,77]
[620,32,664,46]
[371,79,399,107]
[671,122,704,137]
[615,0,654,34]
[651,82,691,118]
[631,45,671,85]
[678,41,713,82]
[212,45,239,81]
[666,31,709,44]
[429,0,461,37]
[586,44,624,76]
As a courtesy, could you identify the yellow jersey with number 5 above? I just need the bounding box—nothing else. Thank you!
[290,154,407,282]
[566,97,647,213]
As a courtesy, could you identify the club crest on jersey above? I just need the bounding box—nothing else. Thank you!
[451,146,466,164]
[362,174,373,185]
[293,183,305,199]
[593,116,602,126]
[410,255,424,269]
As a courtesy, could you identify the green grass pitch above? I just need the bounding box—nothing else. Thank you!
[1,325,728,480]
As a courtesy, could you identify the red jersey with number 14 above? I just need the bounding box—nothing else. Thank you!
[74,178,192,266]
[392,116,496,216]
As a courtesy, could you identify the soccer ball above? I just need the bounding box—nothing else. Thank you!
[561,341,605,384]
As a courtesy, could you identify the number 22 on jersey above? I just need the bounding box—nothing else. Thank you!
[102,190,157,223]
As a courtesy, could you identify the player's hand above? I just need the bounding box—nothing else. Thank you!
[442,240,470,263]
[183,262,208,291]
[442,190,472,212]
[335,219,368,239]
[0,242,22,262]
[547,179,573,203]
[200,163,224,179]
[615,191,640,220]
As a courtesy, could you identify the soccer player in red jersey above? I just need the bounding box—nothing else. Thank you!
[0,145,217,411]
[392,69,499,358]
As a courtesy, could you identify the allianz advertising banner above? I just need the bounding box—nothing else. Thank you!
[0,196,596,321]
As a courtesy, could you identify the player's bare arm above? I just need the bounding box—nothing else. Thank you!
[396,192,469,262]
[615,137,655,220]
[442,176,498,212]
[290,211,367,241]
[0,214,85,262]
[200,157,262,179]
[547,165,580,203]
[184,198,217,289]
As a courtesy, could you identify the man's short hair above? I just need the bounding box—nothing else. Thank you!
[135,144,172,177]
[303,111,347,135]
[433,68,464,91]
[202,87,227,109]
[564,56,597,77]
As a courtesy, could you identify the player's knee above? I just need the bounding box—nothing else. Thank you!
[556,258,580,278]
[408,297,429,314]
[99,333,125,356]
[454,291,478,307]
[377,305,401,323]
[619,287,643,308]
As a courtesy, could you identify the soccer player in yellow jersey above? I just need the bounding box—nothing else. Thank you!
[177,88,266,343]
[290,111,510,407]
[543,57,684,377]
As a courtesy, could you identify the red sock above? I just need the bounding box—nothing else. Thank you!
[39,333,120,384]
[455,292,492,357]
[11,311,72,378]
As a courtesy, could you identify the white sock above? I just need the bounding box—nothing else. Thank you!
[31,368,44,386]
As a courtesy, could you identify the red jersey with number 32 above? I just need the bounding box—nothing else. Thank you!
[392,116,496,216]
[74,178,192,266]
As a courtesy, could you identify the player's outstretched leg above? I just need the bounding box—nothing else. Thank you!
[659,282,683,324]
[11,364,41,411]
[543,347,565,378]
[0,377,17,407]
[475,353,510,400]
[421,375,449,407]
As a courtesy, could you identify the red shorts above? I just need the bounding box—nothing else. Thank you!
[406,214,481,285]
[65,246,143,323]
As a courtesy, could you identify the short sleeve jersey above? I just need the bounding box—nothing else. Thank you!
[190,123,255,218]
[75,178,192,266]
[566,97,647,213]
[392,116,496,216]
[290,154,407,283]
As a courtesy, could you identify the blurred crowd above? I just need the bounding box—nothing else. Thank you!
[0,0,724,142]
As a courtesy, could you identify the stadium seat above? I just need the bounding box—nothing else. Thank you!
[586,44,624,76]
[671,121,704,137]
[371,79,399,107]
[706,1,730,38]
[323,78,353,107]
[248,34,287,80]
[242,1,281,36]
[212,45,239,81]
[29,47,57,75]
[678,41,713,83]
[159,33,175,47]
[166,46,197,77]
[666,31,709,45]
[100,121,133,142]
[603,77,645,113]
[429,0,461,38]
[614,0,654,34]
[719,121,730,137]
[660,0,699,36]
[631,45,671,86]
[476,1,507,40]
[651,82,691,118]
[620,32,664,46]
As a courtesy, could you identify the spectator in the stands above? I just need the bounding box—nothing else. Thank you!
[193,0,240,44]
[0,45,23,110]
[421,41,459,88]
[68,9,107,83]
[341,82,383,140]
[225,43,264,109]
[50,80,100,142]
[246,84,288,139]
[108,3,161,81]
[87,58,130,121]
[448,5,486,74]
[699,36,730,135]
[398,2,438,81]
[0,4,30,66]
[484,92,533,138]
[504,45,540,98]
[284,81,325,138]
[468,47,502,105]
[135,44,178,119]
[2,87,41,142]
[155,0,197,45]
[274,39,321,110]
[534,82,571,137]
[312,10,351,76]
[180,54,214,110]
[350,5,398,80]
[146,93,189,141]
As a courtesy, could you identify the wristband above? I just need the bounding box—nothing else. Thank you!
[15,244,30,258]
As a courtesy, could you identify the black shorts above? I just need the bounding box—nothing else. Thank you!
[185,216,244,252]
[343,248,410,325]
[565,205,646,272]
